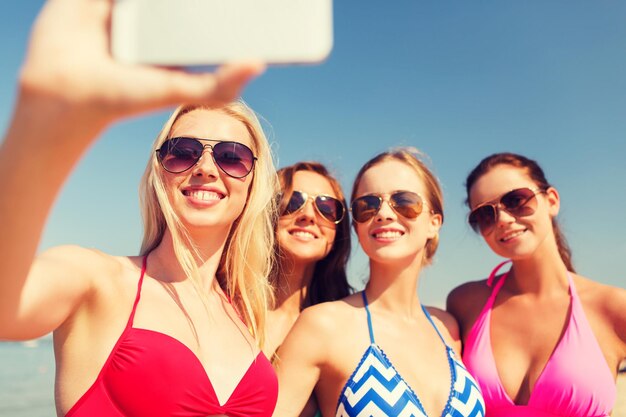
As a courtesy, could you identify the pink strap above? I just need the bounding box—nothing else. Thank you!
[487,259,512,286]
[483,260,512,310]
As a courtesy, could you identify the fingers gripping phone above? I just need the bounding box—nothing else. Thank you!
[111,0,334,66]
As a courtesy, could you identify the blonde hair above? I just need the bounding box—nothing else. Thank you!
[139,101,278,347]
[350,147,444,265]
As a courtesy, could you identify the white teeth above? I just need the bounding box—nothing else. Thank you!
[374,230,403,239]
[501,230,524,241]
[186,190,221,201]
[291,230,316,239]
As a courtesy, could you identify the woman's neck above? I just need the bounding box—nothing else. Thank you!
[147,228,228,293]
[365,255,424,319]
[508,237,570,297]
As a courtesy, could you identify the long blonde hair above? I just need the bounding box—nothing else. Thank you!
[139,101,278,346]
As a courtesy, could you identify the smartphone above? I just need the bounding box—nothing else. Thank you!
[111,0,333,66]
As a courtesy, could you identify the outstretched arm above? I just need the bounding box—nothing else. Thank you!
[0,0,263,339]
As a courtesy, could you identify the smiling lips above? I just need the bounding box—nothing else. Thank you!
[371,228,404,241]
[289,229,318,241]
[182,188,225,206]
[499,228,526,242]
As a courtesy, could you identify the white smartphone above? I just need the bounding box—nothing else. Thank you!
[111,0,333,66]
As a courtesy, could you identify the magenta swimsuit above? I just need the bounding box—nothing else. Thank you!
[463,262,616,417]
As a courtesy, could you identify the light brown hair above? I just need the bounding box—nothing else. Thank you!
[351,148,444,265]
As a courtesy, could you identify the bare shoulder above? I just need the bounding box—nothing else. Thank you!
[425,306,461,350]
[425,306,458,331]
[298,295,362,335]
[38,245,119,273]
[287,295,364,352]
[574,274,626,358]
[447,279,490,312]
[446,278,491,324]
[277,297,360,371]
[574,274,626,323]
[36,245,137,293]
[2,246,130,340]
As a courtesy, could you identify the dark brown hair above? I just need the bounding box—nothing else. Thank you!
[465,152,575,272]
[350,148,444,265]
[273,161,352,307]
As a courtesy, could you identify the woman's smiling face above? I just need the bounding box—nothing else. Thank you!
[277,170,339,265]
[468,164,560,260]
[161,108,255,234]
[353,159,441,266]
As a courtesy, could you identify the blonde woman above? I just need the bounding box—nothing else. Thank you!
[0,0,278,416]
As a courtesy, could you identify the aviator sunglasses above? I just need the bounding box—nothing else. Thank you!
[468,187,546,234]
[282,190,346,224]
[156,137,256,179]
[351,191,425,223]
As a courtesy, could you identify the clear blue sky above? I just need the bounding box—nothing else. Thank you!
[1,1,624,306]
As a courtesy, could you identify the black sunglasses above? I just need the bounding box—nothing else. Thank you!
[468,187,546,234]
[156,137,256,179]
[282,190,345,224]
[351,191,425,223]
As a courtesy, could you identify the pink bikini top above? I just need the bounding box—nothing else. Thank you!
[65,256,278,417]
[462,262,616,417]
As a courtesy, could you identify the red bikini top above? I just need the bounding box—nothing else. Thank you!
[65,256,278,417]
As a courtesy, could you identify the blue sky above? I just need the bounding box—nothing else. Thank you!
[1,1,625,306]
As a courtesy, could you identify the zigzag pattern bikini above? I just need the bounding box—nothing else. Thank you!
[336,292,485,417]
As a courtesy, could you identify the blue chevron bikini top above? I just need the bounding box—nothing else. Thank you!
[335,292,485,417]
